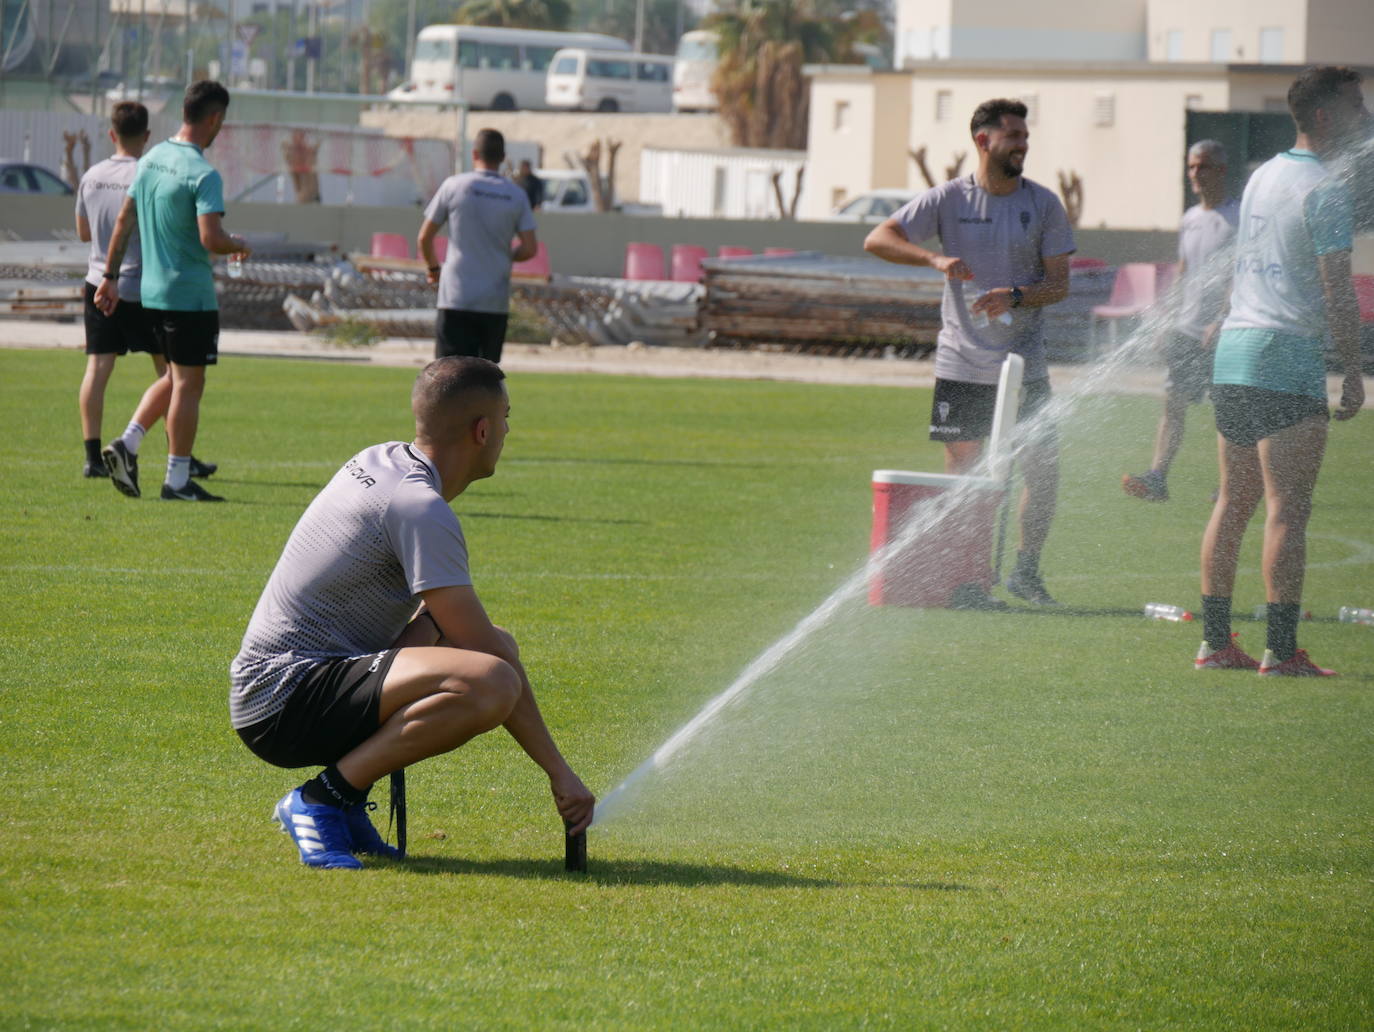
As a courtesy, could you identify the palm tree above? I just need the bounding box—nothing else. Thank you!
[706,0,886,149]
[454,0,571,30]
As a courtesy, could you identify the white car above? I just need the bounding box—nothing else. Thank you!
[826,189,914,222]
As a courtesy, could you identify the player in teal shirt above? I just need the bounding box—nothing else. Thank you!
[95,81,250,502]
[1196,66,1367,679]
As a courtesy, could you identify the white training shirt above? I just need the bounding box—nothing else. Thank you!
[1174,198,1240,340]
[893,174,1076,386]
[76,155,142,302]
[423,170,537,313]
[229,442,473,728]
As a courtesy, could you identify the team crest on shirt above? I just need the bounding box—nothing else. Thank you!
[1020,211,1031,233]
[937,401,951,423]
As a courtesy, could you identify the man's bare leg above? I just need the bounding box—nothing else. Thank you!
[79,353,118,442]
[1199,434,1264,650]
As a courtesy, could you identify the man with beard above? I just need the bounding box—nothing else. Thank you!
[865,98,1076,608]
[1194,66,1368,677]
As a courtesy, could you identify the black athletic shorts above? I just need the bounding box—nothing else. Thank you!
[1212,384,1328,447]
[436,308,508,364]
[1163,331,1211,404]
[149,308,219,367]
[236,649,398,769]
[930,376,1054,443]
[84,282,157,356]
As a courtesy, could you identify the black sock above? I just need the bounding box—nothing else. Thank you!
[1201,595,1232,650]
[1015,550,1039,579]
[301,765,367,809]
[1266,602,1301,662]
[85,438,102,464]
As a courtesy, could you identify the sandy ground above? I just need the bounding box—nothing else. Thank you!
[3,318,1370,402]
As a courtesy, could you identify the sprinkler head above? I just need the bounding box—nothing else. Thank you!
[564,823,587,873]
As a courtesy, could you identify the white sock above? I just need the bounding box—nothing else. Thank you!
[120,421,147,455]
[165,455,191,491]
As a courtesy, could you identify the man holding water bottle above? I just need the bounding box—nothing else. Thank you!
[864,98,1076,608]
[94,80,247,502]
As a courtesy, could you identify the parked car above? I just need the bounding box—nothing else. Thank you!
[0,160,73,195]
[825,188,913,222]
[536,168,660,215]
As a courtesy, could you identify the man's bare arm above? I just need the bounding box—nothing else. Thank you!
[93,196,139,314]
[864,218,972,280]
[1317,249,1364,420]
[197,212,248,257]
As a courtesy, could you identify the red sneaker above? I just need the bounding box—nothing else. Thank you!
[1258,649,1336,677]
[1195,637,1260,670]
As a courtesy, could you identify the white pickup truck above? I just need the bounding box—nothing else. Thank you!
[536,169,661,215]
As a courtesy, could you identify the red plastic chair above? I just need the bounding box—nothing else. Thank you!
[717,246,753,259]
[1352,274,1374,323]
[624,242,665,281]
[764,247,796,256]
[1089,262,1159,351]
[370,232,410,259]
[512,241,552,280]
[670,244,708,283]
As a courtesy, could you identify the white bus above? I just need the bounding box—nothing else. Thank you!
[545,49,674,112]
[672,29,718,113]
[389,25,631,110]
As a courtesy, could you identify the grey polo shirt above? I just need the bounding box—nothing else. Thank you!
[424,170,537,313]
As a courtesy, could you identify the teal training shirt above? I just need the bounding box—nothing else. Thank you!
[1214,149,1353,399]
[131,138,225,311]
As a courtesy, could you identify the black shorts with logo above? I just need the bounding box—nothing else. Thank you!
[436,308,508,364]
[149,308,219,367]
[236,650,398,769]
[1212,384,1328,447]
[1163,331,1211,404]
[930,376,1054,443]
[84,282,158,356]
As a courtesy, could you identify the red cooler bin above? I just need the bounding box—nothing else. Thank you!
[869,470,1006,608]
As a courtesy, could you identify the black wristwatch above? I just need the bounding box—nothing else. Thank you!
[428,265,441,274]
[1010,286,1024,308]
[102,271,118,280]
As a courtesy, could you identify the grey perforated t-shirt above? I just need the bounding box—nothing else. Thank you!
[424,169,536,313]
[229,442,472,728]
[894,174,1075,385]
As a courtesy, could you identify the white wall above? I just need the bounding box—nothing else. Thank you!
[897,0,1147,67]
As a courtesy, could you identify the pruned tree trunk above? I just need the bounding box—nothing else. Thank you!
[1057,169,1084,226]
[282,130,321,204]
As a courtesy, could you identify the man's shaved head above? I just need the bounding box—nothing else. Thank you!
[412,356,507,444]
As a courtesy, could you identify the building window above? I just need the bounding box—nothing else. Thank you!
[1185,94,1203,110]
[1165,29,1183,61]
[935,89,953,121]
[1093,92,1115,127]
[834,100,850,132]
[1259,27,1283,63]
[1020,93,1039,125]
[1210,29,1232,63]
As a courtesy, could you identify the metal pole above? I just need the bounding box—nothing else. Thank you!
[305,1,315,93]
[287,0,297,90]
[227,0,235,85]
[404,0,415,77]
[633,0,644,53]
[137,0,147,100]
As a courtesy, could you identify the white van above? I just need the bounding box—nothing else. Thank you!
[672,29,718,113]
[545,49,674,113]
[390,25,630,110]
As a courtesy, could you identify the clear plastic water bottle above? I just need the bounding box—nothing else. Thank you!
[227,253,244,279]
[969,308,1013,330]
[1338,606,1374,626]
[1145,603,1193,622]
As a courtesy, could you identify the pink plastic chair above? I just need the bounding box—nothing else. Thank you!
[370,232,410,259]
[624,242,665,281]
[512,241,552,280]
[764,247,796,256]
[1354,274,1374,323]
[1069,256,1108,270]
[1089,262,1159,351]
[670,244,708,283]
[1155,261,1178,295]
[432,236,448,263]
[717,246,753,259]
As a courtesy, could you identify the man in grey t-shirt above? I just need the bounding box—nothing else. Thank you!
[231,356,594,869]
[1122,140,1239,503]
[418,128,537,364]
[865,98,1076,608]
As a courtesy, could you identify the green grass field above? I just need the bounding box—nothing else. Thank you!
[2,346,1371,1030]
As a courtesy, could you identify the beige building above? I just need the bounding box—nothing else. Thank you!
[1147,0,1374,66]
[800,55,1374,229]
[896,0,1147,66]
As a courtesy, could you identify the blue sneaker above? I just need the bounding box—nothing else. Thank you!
[272,789,362,869]
[346,801,404,859]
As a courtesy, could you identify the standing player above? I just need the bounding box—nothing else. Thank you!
[95,80,248,502]
[864,98,1076,607]
[1195,66,1367,676]
[231,356,594,869]
[1122,140,1240,502]
[417,129,537,364]
[77,101,217,484]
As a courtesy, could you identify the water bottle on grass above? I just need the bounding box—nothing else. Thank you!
[1144,603,1192,622]
[1338,606,1374,626]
